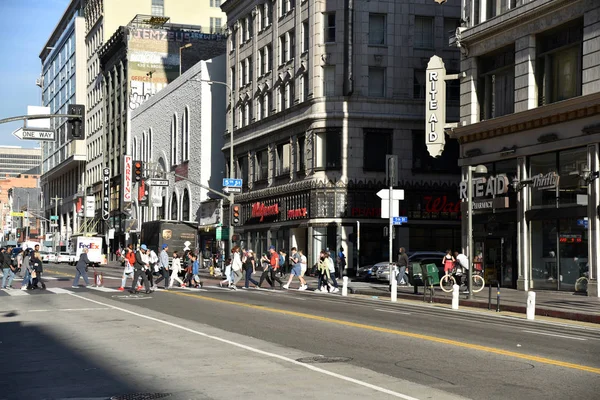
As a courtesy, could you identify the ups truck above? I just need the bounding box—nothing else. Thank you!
[140,220,198,254]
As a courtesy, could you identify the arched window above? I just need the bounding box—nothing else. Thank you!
[170,193,178,220]
[182,189,190,221]
[171,113,178,166]
[182,106,190,161]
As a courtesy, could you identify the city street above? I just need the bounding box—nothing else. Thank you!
[0,263,599,399]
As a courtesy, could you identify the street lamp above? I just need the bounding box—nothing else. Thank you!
[198,79,234,252]
[467,164,488,299]
[179,43,192,76]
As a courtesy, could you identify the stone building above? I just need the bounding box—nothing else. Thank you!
[129,55,226,249]
[220,0,463,269]
[451,0,600,294]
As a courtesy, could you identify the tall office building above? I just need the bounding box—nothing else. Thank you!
[452,0,600,294]
[0,146,42,178]
[220,0,462,269]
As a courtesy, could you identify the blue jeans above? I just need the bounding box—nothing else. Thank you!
[21,269,31,288]
[2,268,15,288]
[244,267,259,288]
[396,266,409,284]
[73,268,90,286]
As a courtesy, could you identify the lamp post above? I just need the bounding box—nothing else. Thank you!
[50,196,62,252]
[179,43,192,76]
[467,164,488,299]
[199,79,234,252]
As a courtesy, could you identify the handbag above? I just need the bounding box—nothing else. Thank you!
[31,271,37,279]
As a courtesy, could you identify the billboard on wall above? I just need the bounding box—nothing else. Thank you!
[425,55,447,158]
[126,25,222,110]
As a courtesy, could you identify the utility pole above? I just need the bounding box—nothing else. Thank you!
[50,196,62,251]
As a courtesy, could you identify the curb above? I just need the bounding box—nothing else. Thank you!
[349,288,600,324]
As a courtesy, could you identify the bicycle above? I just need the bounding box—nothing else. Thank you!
[575,276,588,293]
[440,268,485,293]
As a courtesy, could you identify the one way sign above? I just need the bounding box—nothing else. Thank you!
[12,127,55,141]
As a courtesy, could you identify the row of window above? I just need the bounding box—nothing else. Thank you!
[477,18,583,121]
[233,128,459,182]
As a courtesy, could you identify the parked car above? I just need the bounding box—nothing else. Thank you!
[56,252,77,265]
[376,252,446,282]
[356,263,380,280]
[39,251,57,263]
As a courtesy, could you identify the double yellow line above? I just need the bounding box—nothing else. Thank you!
[169,290,600,375]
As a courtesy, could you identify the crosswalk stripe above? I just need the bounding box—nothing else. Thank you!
[5,289,28,296]
[45,288,73,294]
[87,286,119,292]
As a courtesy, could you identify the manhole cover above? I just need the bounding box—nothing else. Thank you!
[111,393,171,400]
[296,356,353,364]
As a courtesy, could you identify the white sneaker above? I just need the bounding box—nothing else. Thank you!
[283,284,289,290]
[71,286,79,288]
[332,287,340,293]
[298,285,307,291]
[21,286,27,291]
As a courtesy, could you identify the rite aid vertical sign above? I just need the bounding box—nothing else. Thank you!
[425,55,447,158]
[102,168,111,221]
[123,155,133,203]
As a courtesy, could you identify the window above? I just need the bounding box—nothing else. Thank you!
[289,30,295,61]
[182,108,190,161]
[231,67,236,90]
[263,92,271,117]
[237,156,248,182]
[413,69,426,99]
[209,0,221,7]
[301,72,309,101]
[536,19,582,106]
[240,61,245,87]
[246,16,253,40]
[287,79,295,107]
[257,97,263,121]
[478,44,515,120]
[414,16,434,49]
[279,34,288,64]
[444,18,460,47]
[363,129,392,171]
[297,135,306,172]
[248,58,253,82]
[368,67,385,97]
[262,2,271,29]
[276,143,291,175]
[240,19,247,43]
[369,14,386,45]
[170,194,178,220]
[279,85,287,112]
[324,13,335,43]
[256,149,268,180]
[230,26,236,51]
[182,190,190,221]
[267,44,273,71]
[302,20,309,52]
[315,129,341,169]
[151,0,164,16]
[411,130,460,173]
[209,17,222,34]
[323,66,335,96]
[259,48,265,75]
[170,114,178,166]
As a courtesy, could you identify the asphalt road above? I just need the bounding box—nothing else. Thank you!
[1,262,599,400]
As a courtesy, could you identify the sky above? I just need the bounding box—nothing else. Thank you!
[0,0,70,148]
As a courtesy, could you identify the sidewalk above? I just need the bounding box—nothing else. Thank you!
[102,260,600,323]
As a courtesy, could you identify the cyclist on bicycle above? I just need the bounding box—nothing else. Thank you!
[454,251,469,287]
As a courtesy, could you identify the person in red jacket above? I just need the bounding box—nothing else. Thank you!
[268,246,284,289]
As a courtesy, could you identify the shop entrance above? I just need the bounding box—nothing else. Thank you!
[475,236,516,288]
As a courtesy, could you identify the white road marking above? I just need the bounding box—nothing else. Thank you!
[374,308,412,315]
[45,288,73,294]
[87,286,119,292]
[522,330,587,341]
[70,293,421,400]
[28,307,111,312]
[5,290,28,296]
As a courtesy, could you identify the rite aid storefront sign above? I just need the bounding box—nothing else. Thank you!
[460,174,510,210]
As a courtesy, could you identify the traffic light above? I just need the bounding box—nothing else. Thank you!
[16,228,21,239]
[67,104,85,139]
[138,180,149,207]
[231,204,241,226]
[134,160,144,182]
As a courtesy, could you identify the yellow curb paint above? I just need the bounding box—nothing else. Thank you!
[169,290,600,375]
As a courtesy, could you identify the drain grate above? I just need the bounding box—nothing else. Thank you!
[296,356,353,364]
[110,393,172,400]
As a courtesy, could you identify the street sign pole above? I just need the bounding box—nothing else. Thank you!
[388,156,397,302]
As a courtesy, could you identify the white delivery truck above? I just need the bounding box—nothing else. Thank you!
[72,235,105,267]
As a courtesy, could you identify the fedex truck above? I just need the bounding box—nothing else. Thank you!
[71,235,105,267]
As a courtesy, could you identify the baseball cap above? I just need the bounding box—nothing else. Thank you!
[162,244,168,249]
[141,244,148,251]
[268,245,275,250]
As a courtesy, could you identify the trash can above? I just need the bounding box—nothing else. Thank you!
[424,263,440,286]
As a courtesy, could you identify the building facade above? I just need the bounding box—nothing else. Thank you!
[452,0,600,295]
[0,147,42,178]
[39,0,87,247]
[0,173,41,243]
[98,16,226,246]
[130,56,226,250]
[220,0,462,270]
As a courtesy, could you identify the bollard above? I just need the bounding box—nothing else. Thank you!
[390,270,398,303]
[526,291,536,320]
[496,282,501,312]
[452,284,459,310]
[342,276,348,297]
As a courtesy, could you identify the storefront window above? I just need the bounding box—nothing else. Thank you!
[558,147,587,206]
[558,217,588,290]
[530,219,558,290]
[530,153,557,207]
[312,227,327,267]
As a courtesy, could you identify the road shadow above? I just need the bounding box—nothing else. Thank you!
[0,319,139,400]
